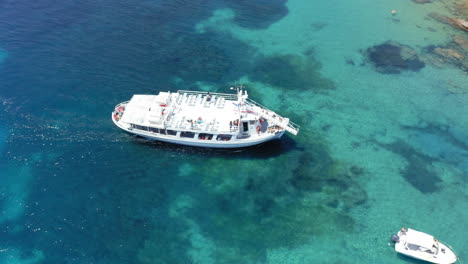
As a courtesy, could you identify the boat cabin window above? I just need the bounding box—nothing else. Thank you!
[198,133,213,140]
[180,131,195,138]
[135,124,148,131]
[159,129,166,135]
[242,122,249,132]
[149,127,159,133]
[167,130,177,136]
[216,134,232,141]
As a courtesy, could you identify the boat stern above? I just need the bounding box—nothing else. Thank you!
[112,102,127,122]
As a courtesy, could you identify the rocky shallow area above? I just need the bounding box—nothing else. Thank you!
[424,34,468,73]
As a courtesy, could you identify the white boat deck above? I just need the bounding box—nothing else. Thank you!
[165,92,243,133]
[120,90,297,135]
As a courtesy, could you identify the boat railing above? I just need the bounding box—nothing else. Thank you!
[245,98,300,135]
[177,90,237,100]
[114,101,129,110]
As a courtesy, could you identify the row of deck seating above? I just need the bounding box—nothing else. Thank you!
[175,93,227,108]
[164,115,223,132]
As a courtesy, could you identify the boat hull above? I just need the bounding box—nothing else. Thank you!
[112,114,285,148]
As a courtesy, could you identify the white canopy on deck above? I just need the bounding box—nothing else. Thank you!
[406,228,435,249]
[121,93,171,127]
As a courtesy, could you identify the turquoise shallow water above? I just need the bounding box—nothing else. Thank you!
[0,0,467,263]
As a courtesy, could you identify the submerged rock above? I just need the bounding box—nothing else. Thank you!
[434,47,464,61]
[250,53,335,90]
[365,41,425,74]
[423,35,468,72]
[449,18,468,31]
[453,35,468,52]
[428,12,451,25]
[378,140,442,193]
[413,0,431,4]
[428,12,468,32]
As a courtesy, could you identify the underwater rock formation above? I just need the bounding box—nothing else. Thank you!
[413,0,431,4]
[428,12,451,25]
[453,35,468,51]
[186,135,367,261]
[379,140,442,193]
[250,53,335,91]
[160,32,253,83]
[224,0,289,29]
[364,41,425,74]
[423,35,468,72]
[428,12,468,32]
[449,18,468,31]
[434,47,464,61]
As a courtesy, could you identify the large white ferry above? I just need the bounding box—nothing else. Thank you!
[112,87,299,148]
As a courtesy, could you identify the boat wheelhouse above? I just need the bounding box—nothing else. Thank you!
[112,87,299,148]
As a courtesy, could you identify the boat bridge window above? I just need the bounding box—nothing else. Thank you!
[180,131,195,138]
[167,130,177,136]
[159,129,166,135]
[216,134,232,141]
[243,122,249,132]
[149,127,159,133]
[198,133,213,140]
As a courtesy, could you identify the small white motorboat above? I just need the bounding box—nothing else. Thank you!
[391,228,458,264]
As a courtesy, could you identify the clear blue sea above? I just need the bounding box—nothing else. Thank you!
[1,0,467,263]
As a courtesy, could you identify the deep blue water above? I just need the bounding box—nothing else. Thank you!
[0,1,297,262]
[1,0,467,263]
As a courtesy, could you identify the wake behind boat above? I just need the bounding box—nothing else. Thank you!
[391,228,458,264]
[112,86,299,148]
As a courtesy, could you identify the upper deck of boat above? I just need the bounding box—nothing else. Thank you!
[120,90,260,134]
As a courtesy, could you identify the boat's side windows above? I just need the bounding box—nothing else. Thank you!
[216,134,232,141]
[180,131,195,138]
[198,133,213,140]
[149,127,159,133]
[167,130,177,136]
[159,129,166,135]
[135,125,148,131]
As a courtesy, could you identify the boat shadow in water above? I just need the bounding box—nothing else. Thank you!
[130,133,300,159]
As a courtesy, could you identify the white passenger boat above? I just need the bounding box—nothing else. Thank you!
[112,87,299,148]
[391,228,458,264]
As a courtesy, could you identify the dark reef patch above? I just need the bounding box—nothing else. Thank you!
[379,140,441,193]
[160,32,254,83]
[290,148,368,209]
[188,134,367,262]
[250,52,335,91]
[364,41,425,74]
[310,22,327,31]
[400,122,468,172]
[224,0,289,29]
[422,35,468,73]
[401,123,468,152]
